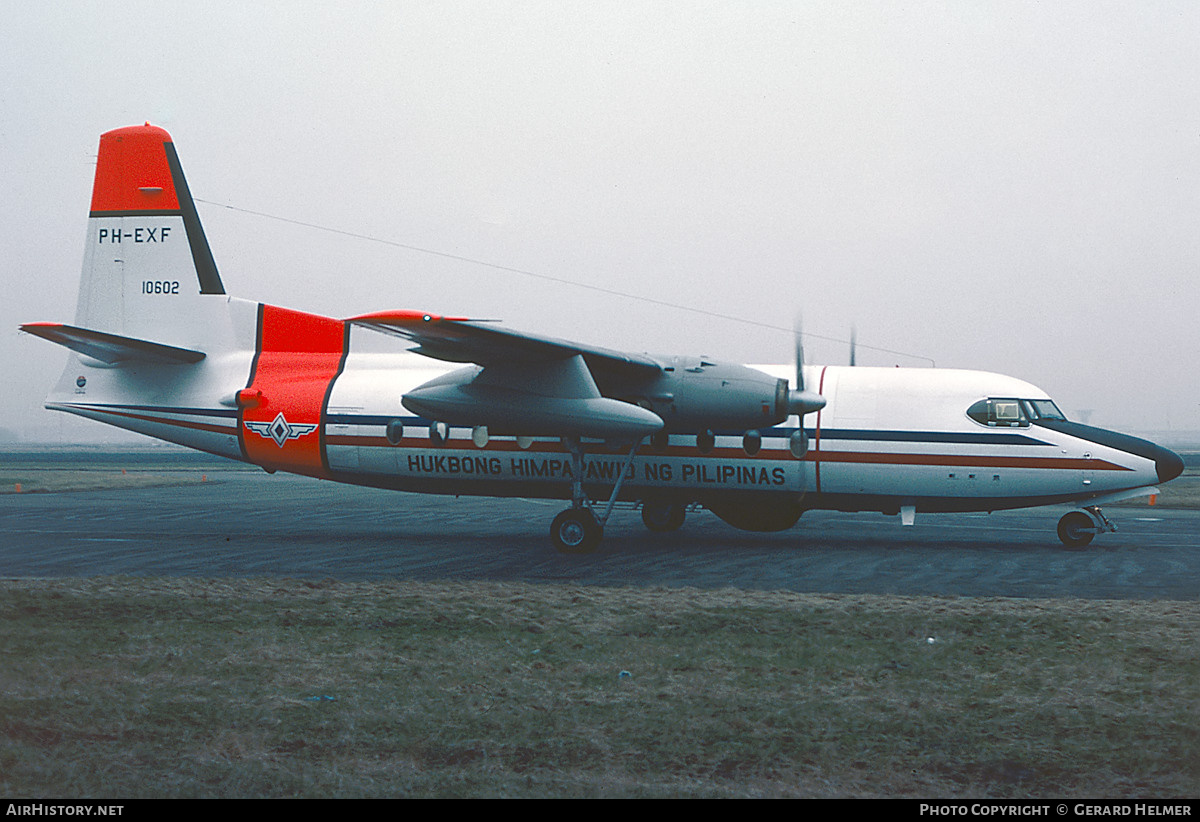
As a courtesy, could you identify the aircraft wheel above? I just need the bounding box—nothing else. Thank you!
[551,508,603,554]
[641,501,686,532]
[1057,511,1095,549]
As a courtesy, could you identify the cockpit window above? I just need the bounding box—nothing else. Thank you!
[968,398,1068,427]
[967,398,1028,427]
[1022,399,1066,421]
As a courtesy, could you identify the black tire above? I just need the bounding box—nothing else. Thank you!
[641,502,686,532]
[551,508,603,554]
[1057,511,1095,549]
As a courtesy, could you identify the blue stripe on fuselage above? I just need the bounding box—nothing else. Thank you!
[323,413,1051,446]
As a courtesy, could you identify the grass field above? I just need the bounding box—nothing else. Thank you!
[0,472,212,494]
[1,577,1197,798]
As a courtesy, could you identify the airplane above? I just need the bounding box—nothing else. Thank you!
[21,124,1185,553]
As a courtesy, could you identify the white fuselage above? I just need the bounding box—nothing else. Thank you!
[27,123,1183,549]
[47,311,1164,516]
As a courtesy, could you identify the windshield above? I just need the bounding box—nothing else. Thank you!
[967,397,1068,427]
[1023,399,1066,421]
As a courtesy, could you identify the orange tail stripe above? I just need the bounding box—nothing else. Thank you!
[240,304,347,476]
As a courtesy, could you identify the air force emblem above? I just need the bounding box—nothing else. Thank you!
[244,412,319,448]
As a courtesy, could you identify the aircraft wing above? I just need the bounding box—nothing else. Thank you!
[347,310,663,378]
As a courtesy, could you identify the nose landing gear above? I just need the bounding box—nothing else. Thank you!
[1057,506,1116,549]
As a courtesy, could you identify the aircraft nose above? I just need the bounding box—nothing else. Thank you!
[1156,446,1185,484]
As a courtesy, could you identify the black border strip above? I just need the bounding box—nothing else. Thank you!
[89,209,182,218]
[163,141,225,295]
[319,321,354,474]
[236,303,266,462]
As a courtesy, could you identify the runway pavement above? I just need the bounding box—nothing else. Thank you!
[1,450,1198,599]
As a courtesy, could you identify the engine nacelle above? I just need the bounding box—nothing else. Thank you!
[402,357,664,440]
[623,357,788,433]
[403,354,790,441]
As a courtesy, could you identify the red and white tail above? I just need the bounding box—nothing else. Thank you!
[76,124,226,340]
[24,123,245,362]
[22,125,263,456]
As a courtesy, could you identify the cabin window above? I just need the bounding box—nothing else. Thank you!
[429,421,449,445]
[385,419,404,446]
[742,430,762,456]
[696,429,715,454]
[789,429,809,459]
[966,398,1029,428]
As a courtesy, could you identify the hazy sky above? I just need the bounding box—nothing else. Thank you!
[3,1,1197,441]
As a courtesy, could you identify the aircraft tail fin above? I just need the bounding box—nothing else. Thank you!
[23,126,263,458]
[75,123,227,345]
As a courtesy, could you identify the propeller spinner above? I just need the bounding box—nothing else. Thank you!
[787,317,826,417]
[784,317,825,459]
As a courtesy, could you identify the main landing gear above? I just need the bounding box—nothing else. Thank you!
[640,501,687,533]
[549,437,643,554]
[550,501,688,552]
[1057,506,1116,549]
[550,507,604,554]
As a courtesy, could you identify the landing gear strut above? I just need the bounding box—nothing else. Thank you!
[1057,506,1116,549]
[549,437,642,553]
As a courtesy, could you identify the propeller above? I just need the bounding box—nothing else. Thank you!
[784,316,824,459]
[787,315,826,417]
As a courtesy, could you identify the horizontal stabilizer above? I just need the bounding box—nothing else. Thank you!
[20,322,205,365]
